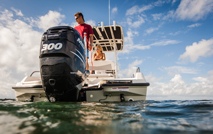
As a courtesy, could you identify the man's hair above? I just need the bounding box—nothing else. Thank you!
[74,12,85,22]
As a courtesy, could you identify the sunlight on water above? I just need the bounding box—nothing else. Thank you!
[0,100,213,134]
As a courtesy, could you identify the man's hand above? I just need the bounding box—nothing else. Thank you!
[89,44,93,51]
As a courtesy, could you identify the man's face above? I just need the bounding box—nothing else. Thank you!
[75,15,81,24]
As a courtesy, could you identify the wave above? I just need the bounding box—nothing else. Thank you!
[0,100,212,134]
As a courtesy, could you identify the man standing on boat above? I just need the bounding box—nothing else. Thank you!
[74,12,93,72]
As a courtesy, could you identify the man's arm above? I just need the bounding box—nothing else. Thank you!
[88,25,94,50]
[89,34,93,44]
[89,34,93,50]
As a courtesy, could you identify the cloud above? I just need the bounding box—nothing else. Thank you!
[145,73,162,82]
[132,45,151,50]
[152,13,162,20]
[169,23,201,36]
[193,77,208,83]
[0,9,66,99]
[0,9,13,21]
[133,40,180,50]
[179,38,213,63]
[130,59,143,68]
[125,0,166,16]
[71,22,78,27]
[126,15,145,28]
[33,10,65,31]
[139,39,180,49]
[118,59,143,78]
[137,5,153,13]
[111,7,118,19]
[11,7,23,16]
[147,72,213,99]
[169,31,181,36]
[122,30,175,53]
[164,66,198,76]
[162,10,175,20]
[126,6,140,16]
[208,70,213,76]
[162,0,213,21]
[170,74,185,83]
[0,67,16,99]
[175,0,213,21]
[187,23,201,28]
[86,20,96,27]
[122,29,138,53]
[145,27,159,34]
[111,7,118,14]
[123,29,180,53]
[172,0,178,5]
[0,10,41,73]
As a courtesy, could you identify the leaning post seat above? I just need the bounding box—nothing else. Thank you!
[88,60,116,77]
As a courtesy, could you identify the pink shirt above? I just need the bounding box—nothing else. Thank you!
[74,23,93,49]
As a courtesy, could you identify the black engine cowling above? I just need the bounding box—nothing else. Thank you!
[39,26,86,102]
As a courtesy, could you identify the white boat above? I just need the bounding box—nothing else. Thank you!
[12,23,149,102]
[12,71,47,102]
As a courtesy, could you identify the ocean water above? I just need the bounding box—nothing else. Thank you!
[0,100,212,134]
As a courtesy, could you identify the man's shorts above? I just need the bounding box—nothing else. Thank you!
[87,49,89,58]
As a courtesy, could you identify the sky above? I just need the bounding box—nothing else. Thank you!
[0,0,213,100]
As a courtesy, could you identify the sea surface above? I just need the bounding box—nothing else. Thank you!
[0,100,212,134]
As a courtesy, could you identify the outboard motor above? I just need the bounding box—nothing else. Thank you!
[39,26,86,102]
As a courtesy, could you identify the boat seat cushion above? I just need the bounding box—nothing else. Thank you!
[88,60,115,70]
[95,70,105,74]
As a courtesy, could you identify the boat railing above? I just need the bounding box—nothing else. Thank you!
[30,71,40,77]
[23,71,41,83]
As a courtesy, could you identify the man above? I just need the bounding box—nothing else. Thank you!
[74,12,93,72]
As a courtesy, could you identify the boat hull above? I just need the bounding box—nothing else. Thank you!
[85,83,149,102]
[12,86,47,102]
